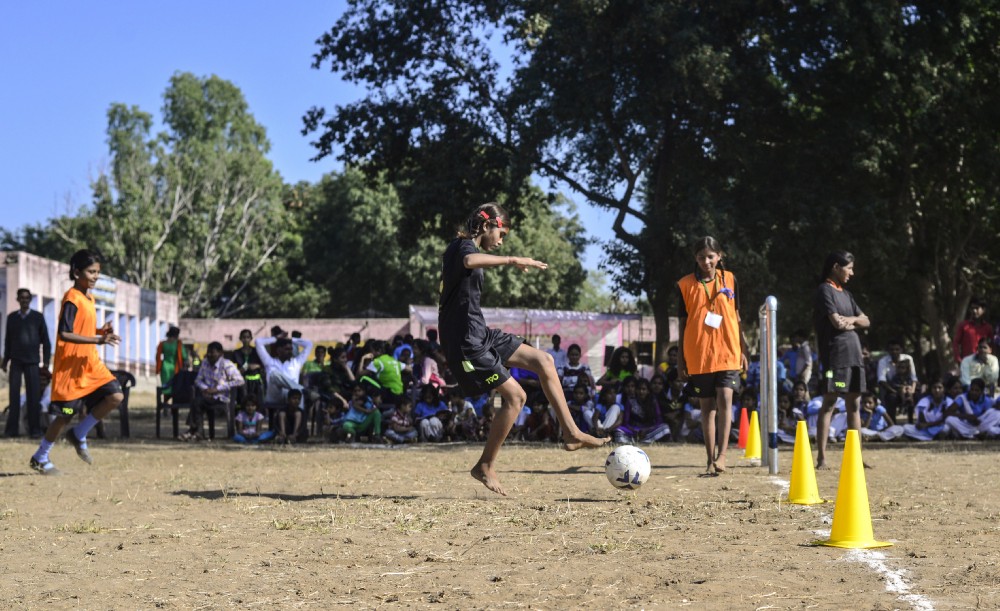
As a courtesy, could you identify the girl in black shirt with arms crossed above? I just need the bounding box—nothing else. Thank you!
[814,251,870,468]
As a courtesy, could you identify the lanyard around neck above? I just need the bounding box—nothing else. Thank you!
[699,273,722,310]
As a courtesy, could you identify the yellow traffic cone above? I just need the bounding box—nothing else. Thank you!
[817,430,892,548]
[744,410,761,464]
[786,421,826,505]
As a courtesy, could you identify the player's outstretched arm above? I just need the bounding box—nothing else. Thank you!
[463,253,548,271]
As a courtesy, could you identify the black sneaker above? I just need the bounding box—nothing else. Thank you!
[64,429,93,465]
[29,457,61,475]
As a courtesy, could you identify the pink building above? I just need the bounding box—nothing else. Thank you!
[180,307,668,376]
[179,317,410,353]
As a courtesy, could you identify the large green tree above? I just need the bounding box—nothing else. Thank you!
[5,73,323,318]
[306,1,1000,368]
[760,2,1000,371]
[305,1,790,355]
[91,73,301,317]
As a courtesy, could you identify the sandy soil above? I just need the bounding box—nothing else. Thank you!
[0,397,997,609]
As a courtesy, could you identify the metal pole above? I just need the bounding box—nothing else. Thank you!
[757,305,769,469]
[764,296,779,474]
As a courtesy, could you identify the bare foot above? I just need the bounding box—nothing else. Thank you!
[713,454,727,474]
[471,463,507,496]
[863,461,873,470]
[563,432,610,451]
[815,458,829,470]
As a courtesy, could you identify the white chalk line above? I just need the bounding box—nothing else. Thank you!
[769,477,934,611]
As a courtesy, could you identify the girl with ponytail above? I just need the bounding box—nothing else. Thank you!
[676,236,749,475]
[30,249,123,475]
[813,250,869,468]
[439,202,609,496]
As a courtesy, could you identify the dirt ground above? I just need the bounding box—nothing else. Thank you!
[1,392,998,609]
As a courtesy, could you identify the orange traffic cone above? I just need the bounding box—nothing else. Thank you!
[743,410,761,465]
[737,407,750,450]
[786,421,825,505]
[817,430,892,548]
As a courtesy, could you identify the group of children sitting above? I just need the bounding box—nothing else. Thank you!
[223,328,1000,447]
[774,375,1000,444]
[232,376,497,446]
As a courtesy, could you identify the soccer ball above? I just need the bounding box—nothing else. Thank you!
[604,445,651,490]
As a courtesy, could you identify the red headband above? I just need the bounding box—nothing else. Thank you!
[478,210,504,229]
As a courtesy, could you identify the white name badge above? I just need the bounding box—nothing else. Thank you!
[704,312,723,329]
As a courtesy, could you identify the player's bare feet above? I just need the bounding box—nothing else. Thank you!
[815,458,828,470]
[562,432,610,451]
[713,454,727,474]
[471,462,506,496]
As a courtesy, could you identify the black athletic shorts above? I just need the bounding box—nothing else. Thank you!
[49,379,123,417]
[687,370,741,399]
[821,366,865,394]
[448,329,525,396]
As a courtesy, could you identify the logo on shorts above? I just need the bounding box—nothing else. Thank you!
[485,373,500,384]
[825,370,833,378]
[462,360,475,373]
[60,405,74,416]
[693,386,701,393]
[835,381,846,388]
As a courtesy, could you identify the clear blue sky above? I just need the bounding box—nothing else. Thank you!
[0,1,616,269]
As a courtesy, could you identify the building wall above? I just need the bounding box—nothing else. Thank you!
[0,251,179,376]
[179,318,411,353]
[179,314,666,377]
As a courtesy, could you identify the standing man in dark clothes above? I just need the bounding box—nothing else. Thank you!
[3,289,52,437]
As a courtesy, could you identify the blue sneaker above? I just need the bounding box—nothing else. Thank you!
[30,457,62,475]
[64,429,93,465]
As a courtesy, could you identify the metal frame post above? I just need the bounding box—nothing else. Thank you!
[758,296,779,474]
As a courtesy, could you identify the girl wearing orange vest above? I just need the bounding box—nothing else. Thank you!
[676,237,748,475]
[30,250,124,475]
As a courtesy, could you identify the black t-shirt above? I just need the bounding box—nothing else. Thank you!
[228,347,263,376]
[58,301,79,334]
[813,282,863,369]
[439,238,489,359]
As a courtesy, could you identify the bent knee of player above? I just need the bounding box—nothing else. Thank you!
[527,349,557,378]
[498,382,527,410]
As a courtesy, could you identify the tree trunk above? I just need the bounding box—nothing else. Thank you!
[918,276,954,379]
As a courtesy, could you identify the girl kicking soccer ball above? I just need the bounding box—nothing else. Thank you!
[30,249,124,475]
[439,203,609,496]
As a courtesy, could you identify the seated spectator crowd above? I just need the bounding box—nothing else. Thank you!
[160,322,1000,447]
[770,329,1000,444]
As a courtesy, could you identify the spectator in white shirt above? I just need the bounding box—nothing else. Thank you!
[256,335,313,408]
[876,339,917,386]
[546,334,569,372]
[960,338,999,393]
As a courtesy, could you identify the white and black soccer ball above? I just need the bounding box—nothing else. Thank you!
[604,445,651,490]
